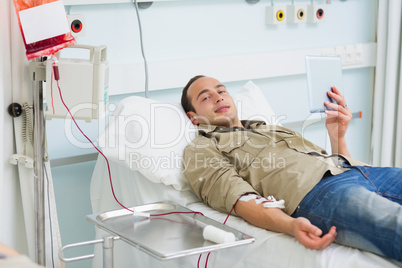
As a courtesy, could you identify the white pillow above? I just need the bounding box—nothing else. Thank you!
[98,81,276,191]
[234,81,280,125]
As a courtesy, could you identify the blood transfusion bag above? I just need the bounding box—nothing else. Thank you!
[12,0,76,60]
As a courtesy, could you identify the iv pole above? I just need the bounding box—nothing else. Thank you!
[30,57,46,266]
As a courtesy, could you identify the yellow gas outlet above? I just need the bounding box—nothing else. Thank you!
[276,10,285,21]
[266,6,287,25]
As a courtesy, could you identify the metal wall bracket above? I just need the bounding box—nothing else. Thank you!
[245,0,260,4]
[133,1,153,9]
[29,60,47,82]
[10,154,34,168]
[138,2,153,8]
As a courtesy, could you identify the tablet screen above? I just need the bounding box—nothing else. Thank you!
[305,55,343,113]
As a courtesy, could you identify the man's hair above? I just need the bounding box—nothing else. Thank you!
[181,75,205,113]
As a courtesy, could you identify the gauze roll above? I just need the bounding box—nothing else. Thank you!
[203,225,236,244]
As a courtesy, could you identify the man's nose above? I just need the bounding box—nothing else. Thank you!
[215,95,224,103]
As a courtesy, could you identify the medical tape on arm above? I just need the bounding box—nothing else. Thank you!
[239,194,285,209]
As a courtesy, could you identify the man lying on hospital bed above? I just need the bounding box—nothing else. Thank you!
[181,75,402,261]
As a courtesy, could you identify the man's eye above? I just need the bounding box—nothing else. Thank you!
[219,90,226,94]
[202,96,209,101]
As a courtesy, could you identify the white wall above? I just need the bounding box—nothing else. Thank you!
[0,47,28,255]
[0,0,29,254]
[48,0,377,159]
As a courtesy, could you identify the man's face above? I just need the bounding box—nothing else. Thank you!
[186,77,241,127]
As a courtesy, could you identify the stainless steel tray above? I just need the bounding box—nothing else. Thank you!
[87,201,255,260]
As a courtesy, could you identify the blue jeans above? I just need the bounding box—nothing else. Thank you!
[291,165,402,261]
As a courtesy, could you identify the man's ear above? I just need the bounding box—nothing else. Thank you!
[186,111,199,125]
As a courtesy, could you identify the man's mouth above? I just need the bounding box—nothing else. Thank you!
[215,105,230,113]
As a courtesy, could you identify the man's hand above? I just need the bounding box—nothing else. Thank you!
[325,86,352,156]
[235,199,337,250]
[291,217,337,250]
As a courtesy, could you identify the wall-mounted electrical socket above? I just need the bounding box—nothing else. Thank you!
[287,5,307,23]
[307,4,325,23]
[322,44,363,66]
[354,44,363,64]
[266,6,287,25]
[345,45,355,65]
[345,44,363,65]
[67,14,86,37]
[335,45,346,64]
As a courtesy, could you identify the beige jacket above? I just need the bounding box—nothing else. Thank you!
[183,121,367,216]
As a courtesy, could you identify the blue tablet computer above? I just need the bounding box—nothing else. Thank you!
[305,55,343,113]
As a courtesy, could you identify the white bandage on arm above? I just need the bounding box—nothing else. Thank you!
[239,194,285,209]
[263,196,285,209]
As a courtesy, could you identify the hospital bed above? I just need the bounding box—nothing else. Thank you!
[90,81,401,268]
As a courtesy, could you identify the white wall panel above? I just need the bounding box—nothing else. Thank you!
[108,42,376,95]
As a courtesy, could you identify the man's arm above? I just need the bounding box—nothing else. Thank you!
[325,86,352,157]
[235,198,337,250]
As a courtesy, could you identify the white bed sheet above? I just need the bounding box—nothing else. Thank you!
[90,157,402,268]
